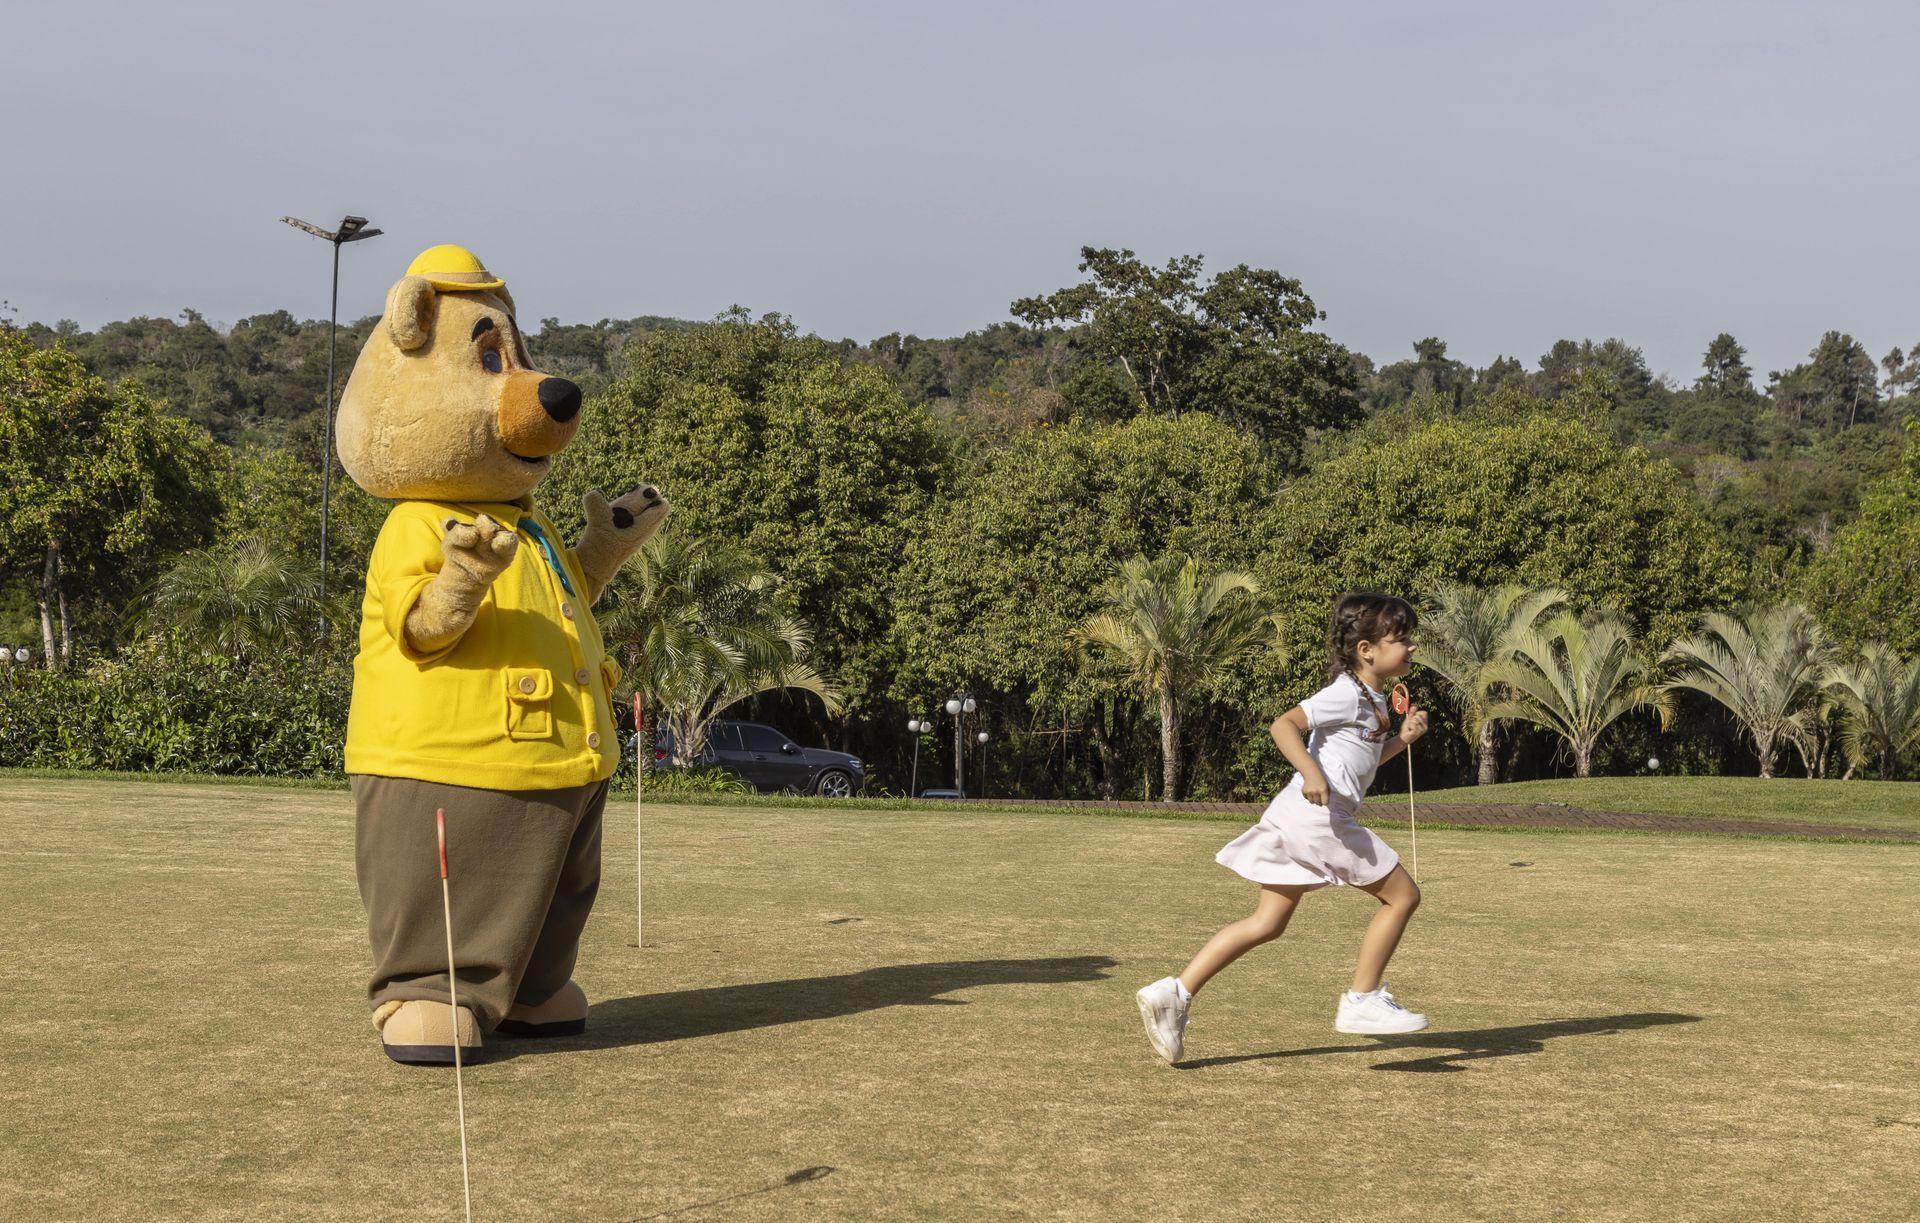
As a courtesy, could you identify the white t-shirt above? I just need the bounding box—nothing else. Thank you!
[1284,672,1392,812]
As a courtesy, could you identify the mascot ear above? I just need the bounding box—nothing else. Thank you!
[493,285,517,318]
[385,275,438,351]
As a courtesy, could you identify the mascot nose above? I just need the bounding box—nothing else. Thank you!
[498,371,584,458]
[538,377,581,424]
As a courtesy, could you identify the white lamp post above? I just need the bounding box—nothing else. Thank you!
[944,694,979,797]
[906,717,931,798]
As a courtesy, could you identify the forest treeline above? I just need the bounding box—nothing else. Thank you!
[3,247,1917,796]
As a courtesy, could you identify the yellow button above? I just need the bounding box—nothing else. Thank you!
[575,667,591,685]
[561,602,574,620]
[517,676,537,695]
[586,732,602,749]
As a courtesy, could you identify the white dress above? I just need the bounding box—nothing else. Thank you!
[1215,673,1401,889]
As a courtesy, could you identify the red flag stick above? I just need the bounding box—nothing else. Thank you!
[437,809,473,1222]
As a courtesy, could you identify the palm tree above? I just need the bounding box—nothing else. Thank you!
[1662,604,1835,779]
[132,536,332,663]
[597,533,840,771]
[1485,609,1672,778]
[1417,583,1569,785]
[1074,553,1285,803]
[1826,642,1920,780]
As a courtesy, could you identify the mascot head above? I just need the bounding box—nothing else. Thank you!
[336,244,582,502]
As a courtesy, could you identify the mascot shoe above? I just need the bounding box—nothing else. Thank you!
[374,999,486,1066]
[496,979,589,1038]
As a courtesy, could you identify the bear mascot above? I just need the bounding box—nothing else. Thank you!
[335,244,668,1064]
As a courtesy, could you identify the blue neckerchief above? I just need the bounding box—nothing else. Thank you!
[516,516,576,597]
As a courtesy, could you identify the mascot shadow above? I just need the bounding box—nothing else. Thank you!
[1178,1011,1702,1073]
[486,954,1118,1060]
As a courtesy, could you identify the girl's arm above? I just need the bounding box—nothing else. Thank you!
[1377,703,1431,764]
[1271,707,1331,805]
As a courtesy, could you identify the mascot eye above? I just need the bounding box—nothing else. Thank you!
[481,348,504,374]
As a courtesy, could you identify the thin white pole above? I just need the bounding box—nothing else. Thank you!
[1406,748,1419,883]
[645,691,652,948]
[436,809,473,1223]
[1392,685,1419,883]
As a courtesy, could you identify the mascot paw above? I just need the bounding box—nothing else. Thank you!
[585,485,671,547]
[439,512,520,587]
[378,999,486,1066]
[496,980,588,1038]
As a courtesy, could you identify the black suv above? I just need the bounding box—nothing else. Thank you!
[653,720,864,797]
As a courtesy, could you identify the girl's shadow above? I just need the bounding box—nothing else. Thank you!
[488,955,1116,1060]
[1178,1012,1701,1073]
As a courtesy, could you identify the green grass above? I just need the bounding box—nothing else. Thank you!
[2,778,1916,1220]
[1411,776,1920,834]
[7,767,1916,835]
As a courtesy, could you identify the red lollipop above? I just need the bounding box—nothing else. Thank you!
[1390,683,1411,716]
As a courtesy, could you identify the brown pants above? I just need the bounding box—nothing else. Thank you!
[353,774,608,1030]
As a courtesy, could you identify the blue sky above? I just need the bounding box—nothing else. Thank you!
[3,0,1915,383]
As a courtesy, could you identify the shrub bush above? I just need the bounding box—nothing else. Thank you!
[0,639,349,776]
[641,765,755,795]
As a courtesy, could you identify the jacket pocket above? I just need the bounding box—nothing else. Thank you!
[506,667,554,740]
[600,657,623,691]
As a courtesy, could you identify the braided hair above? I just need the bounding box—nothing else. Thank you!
[1326,593,1418,737]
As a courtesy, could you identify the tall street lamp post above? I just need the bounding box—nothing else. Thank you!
[944,693,977,798]
[906,716,931,798]
[281,214,383,636]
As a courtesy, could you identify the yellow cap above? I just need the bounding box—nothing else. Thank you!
[404,244,505,292]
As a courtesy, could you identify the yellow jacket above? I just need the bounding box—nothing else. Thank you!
[345,498,622,790]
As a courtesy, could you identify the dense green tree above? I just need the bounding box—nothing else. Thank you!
[1258,404,1743,670]
[845,323,1080,422]
[1769,331,1881,436]
[1367,338,1470,411]
[524,316,700,399]
[1667,396,1763,459]
[543,310,953,727]
[1696,334,1757,401]
[890,413,1273,798]
[22,309,372,445]
[1011,247,1360,467]
[1474,355,1530,398]
[209,443,389,610]
[0,327,223,667]
[1536,338,1670,439]
[1800,419,1920,654]
[1881,345,1919,411]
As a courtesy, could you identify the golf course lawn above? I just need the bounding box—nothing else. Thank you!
[2,778,1915,1221]
[1408,775,1920,834]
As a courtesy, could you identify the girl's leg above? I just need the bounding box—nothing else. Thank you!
[1178,884,1309,994]
[1350,865,1420,993]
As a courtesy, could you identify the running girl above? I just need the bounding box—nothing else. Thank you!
[1136,592,1431,1064]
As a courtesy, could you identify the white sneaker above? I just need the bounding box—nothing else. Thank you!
[1335,983,1428,1035]
[1135,976,1190,1063]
